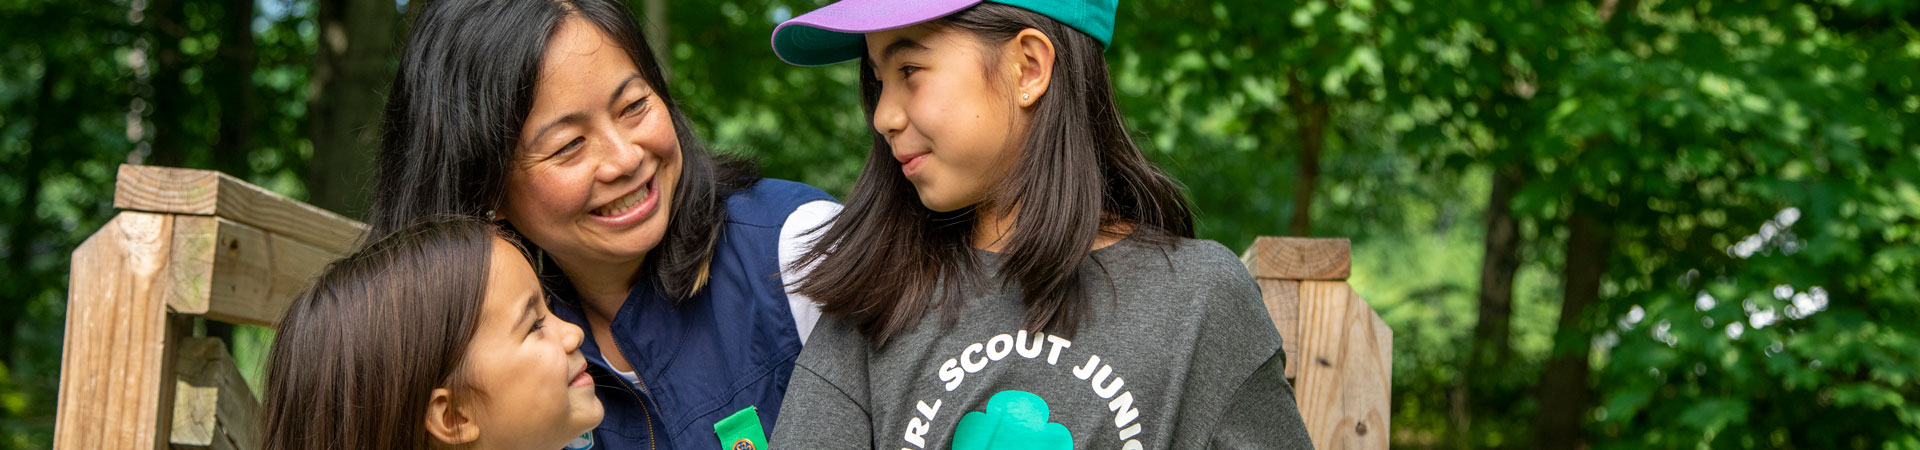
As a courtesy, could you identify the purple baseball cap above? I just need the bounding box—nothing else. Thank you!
[773,0,1121,66]
[771,0,985,67]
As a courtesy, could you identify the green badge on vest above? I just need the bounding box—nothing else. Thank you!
[714,406,768,450]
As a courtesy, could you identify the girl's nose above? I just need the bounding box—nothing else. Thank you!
[561,319,585,351]
[872,87,908,141]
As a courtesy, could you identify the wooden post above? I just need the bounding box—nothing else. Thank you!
[169,337,262,450]
[56,212,189,450]
[1242,237,1391,450]
[57,165,369,450]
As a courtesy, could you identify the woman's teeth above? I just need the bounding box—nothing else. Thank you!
[594,184,649,216]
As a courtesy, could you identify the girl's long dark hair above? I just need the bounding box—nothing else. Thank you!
[366,0,758,300]
[262,216,511,450]
[794,3,1195,347]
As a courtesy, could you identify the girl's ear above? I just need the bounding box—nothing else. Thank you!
[425,387,481,445]
[1007,28,1056,108]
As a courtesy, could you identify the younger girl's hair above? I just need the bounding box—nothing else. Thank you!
[794,3,1195,347]
[262,216,516,450]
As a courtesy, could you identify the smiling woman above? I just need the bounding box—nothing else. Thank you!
[499,20,687,296]
[363,1,840,450]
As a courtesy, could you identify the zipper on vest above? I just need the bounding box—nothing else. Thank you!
[611,338,657,450]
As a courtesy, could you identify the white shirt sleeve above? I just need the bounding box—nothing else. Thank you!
[779,200,841,345]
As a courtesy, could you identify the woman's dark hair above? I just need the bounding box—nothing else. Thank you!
[794,3,1195,347]
[367,0,758,300]
[262,216,515,450]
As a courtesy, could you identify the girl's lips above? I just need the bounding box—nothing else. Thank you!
[588,177,659,228]
[570,361,593,388]
[900,153,930,178]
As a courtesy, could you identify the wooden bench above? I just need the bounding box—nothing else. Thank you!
[56,165,363,450]
[54,165,1390,449]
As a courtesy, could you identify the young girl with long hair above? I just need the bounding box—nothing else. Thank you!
[769,1,1314,448]
[262,217,602,450]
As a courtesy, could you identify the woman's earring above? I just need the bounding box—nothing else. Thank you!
[1021,93,1031,101]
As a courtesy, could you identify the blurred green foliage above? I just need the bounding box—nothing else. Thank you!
[3,0,1918,449]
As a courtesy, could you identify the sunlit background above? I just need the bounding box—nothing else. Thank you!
[2,0,1917,448]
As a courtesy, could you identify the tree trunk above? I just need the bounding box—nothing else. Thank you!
[208,0,256,179]
[1534,197,1610,449]
[306,0,398,218]
[1287,71,1327,237]
[1457,164,1525,447]
[0,59,65,366]
[142,0,190,167]
[644,0,670,77]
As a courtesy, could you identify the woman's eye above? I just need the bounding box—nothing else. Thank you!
[623,98,648,117]
[555,137,584,156]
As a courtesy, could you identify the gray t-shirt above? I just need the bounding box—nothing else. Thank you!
[773,237,1313,449]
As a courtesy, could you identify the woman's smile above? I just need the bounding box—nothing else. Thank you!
[589,176,659,227]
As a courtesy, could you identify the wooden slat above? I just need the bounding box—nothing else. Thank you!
[261,230,333,325]
[1294,281,1391,450]
[1241,237,1351,281]
[201,219,269,322]
[1255,278,1303,379]
[114,164,367,254]
[165,218,335,328]
[170,337,261,450]
[56,212,188,450]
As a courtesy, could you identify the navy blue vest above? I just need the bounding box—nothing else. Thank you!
[550,179,834,450]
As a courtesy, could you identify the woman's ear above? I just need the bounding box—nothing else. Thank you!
[1006,28,1056,108]
[425,387,481,446]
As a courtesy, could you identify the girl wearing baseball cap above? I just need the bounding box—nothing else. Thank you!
[772,1,1314,448]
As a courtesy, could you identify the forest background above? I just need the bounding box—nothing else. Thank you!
[2,0,1918,448]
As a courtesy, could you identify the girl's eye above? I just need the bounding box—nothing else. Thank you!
[898,65,921,77]
[530,316,547,334]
